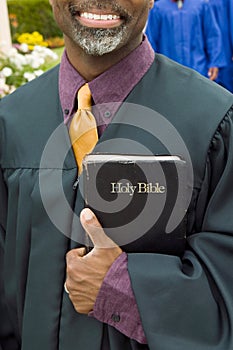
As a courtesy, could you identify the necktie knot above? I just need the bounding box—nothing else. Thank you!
[69,83,98,175]
[78,83,92,110]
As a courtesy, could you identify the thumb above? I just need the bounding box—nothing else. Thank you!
[80,208,118,249]
[76,247,87,257]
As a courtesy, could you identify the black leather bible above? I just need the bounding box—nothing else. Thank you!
[82,153,188,256]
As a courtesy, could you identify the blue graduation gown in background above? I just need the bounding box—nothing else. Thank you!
[146,0,226,78]
[210,0,233,92]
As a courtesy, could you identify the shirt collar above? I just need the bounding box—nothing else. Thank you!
[59,36,155,124]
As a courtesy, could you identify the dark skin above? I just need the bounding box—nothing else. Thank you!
[64,36,143,81]
[208,67,219,81]
[49,0,154,314]
[66,208,122,314]
[50,0,154,80]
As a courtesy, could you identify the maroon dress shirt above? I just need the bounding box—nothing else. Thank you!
[59,36,154,344]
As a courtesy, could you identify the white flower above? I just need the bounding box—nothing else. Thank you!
[9,53,27,69]
[0,42,59,96]
[33,45,44,53]
[31,57,45,69]
[1,67,13,77]
[48,51,58,60]
[32,46,58,61]
[0,77,6,88]
[23,72,36,81]
[19,43,29,53]
[44,48,58,60]
[34,69,44,77]
[1,83,10,93]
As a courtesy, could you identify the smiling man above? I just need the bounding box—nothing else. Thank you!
[50,0,152,79]
[0,0,233,350]
[53,1,131,55]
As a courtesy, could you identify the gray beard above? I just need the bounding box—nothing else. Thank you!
[72,25,128,56]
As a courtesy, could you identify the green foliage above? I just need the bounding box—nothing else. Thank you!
[0,45,60,97]
[7,0,63,42]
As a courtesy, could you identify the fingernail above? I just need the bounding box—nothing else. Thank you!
[82,208,93,221]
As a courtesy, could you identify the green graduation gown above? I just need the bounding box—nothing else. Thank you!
[0,54,233,350]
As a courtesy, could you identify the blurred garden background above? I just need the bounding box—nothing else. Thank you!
[0,0,65,98]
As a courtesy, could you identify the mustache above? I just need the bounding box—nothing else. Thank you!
[68,0,132,20]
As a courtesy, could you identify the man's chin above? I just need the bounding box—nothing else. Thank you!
[76,39,120,56]
[72,26,126,56]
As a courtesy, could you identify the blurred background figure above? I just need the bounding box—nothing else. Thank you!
[210,0,233,92]
[146,0,226,81]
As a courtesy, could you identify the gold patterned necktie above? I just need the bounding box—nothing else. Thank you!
[69,83,98,175]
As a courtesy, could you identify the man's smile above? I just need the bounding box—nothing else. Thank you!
[78,10,123,28]
[51,0,148,56]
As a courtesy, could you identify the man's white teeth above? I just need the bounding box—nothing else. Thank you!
[80,12,120,20]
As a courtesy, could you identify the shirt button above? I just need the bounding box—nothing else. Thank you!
[104,110,111,118]
[64,109,70,115]
[111,313,121,323]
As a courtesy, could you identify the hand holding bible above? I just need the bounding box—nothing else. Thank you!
[65,208,122,314]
